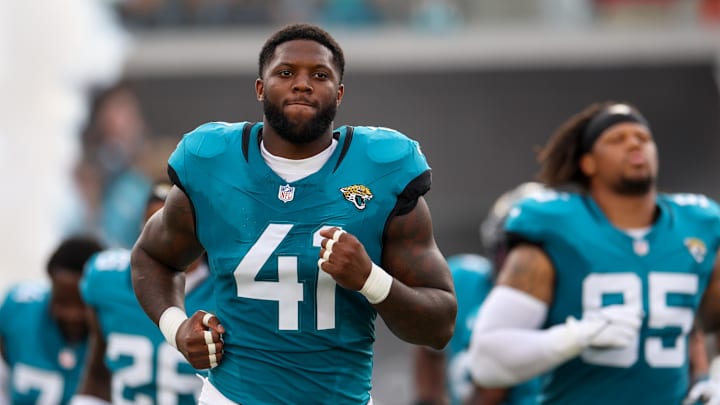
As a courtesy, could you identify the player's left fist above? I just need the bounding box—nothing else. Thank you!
[317,227,372,291]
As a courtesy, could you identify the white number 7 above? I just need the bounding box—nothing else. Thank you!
[234,224,338,331]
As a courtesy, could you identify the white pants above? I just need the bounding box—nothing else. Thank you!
[197,376,374,405]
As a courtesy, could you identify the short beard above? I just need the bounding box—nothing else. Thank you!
[613,176,654,196]
[263,98,336,145]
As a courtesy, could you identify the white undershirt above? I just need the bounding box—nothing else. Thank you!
[260,139,338,183]
[624,227,651,240]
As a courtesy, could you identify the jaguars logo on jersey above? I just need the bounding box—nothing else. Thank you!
[340,185,373,210]
[684,237,707,263]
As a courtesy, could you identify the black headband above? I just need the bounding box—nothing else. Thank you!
[581,104,649,153]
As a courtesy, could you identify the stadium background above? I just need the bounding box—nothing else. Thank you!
[2,1,719,403]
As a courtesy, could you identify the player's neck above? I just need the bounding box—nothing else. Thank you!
[591,187,658,230]
[261,124,333,160]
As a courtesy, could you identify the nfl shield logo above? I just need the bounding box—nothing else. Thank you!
[278,184,295,203]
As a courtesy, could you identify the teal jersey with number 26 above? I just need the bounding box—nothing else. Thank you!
[168,121,431,405]
[81,249,215,404]
[505,191,720,405]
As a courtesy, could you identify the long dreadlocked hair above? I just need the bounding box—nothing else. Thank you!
[537,101,632,191]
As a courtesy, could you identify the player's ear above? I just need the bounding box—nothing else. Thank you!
[579,153,596,177]
[336,83,344,107]
[255,78,264,101]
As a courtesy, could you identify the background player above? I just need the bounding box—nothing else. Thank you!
[467,101,720,403]
[71,182,214,405]
[413,183,544,405]
[0,236,103,405]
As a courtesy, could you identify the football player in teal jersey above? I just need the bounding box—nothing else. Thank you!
[467,101,720,404]
[0,236,103,405]
[130,23,456,405]
[413,183,544,405]
[70,182,214,405]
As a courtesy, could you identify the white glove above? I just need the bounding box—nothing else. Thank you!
[684,379,719,405]
[566,305,643,350]
[684,357,720,405]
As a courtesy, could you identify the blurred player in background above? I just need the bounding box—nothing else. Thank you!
[0,0,127,293]
[0,236,103,405]
[73,82,153,249]
[131,23,456,404]
[413,183,544,405]
[71,182,214,405]
[467,101,720,404]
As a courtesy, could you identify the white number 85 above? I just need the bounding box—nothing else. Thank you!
[582,272,697,368]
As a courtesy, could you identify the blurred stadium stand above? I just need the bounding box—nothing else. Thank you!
[3,1,719,403]
[115,4,720,401]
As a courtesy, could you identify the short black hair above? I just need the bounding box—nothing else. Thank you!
[258,23,345,82]
[46,236,104,276]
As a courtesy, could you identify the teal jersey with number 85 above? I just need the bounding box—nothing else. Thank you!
[505,191,720,405]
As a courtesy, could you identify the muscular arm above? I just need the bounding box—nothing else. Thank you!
[468,243,643,387]
[75,308,110,400]
[131,186,205,324]
[466,244,563,387]
[376,197,456,349]
[494,244,555,304]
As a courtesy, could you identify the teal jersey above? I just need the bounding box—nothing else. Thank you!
[505,191,720,405]
[168,122,431,404]
[0,282,87,405]
[81,249,215,404]
[446,254,539,405]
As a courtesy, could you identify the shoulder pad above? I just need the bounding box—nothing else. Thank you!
[505,191,576,242]
[665,193,720,216]
[183,122,245,158]
[90,249,131,272]
[664,193,720,234]
[6,282,49,304]
[354,126,421,164]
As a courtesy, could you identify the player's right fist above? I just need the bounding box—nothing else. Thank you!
[566,305,643,349]
[175,310,225,370]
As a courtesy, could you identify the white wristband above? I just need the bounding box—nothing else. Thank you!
[360,263,393,304]
[69,395,112,405]
[159,306,188,348]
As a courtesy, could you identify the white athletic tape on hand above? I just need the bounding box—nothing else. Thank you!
[322,249,332,261]
[204,330,213,345]
[159,306,188,349]
[209,354,218,368]
[202,312,215,327]
[332,229,346,242]
[359,263,393,304]
[325,239,335,253]
[208,343,217,355]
